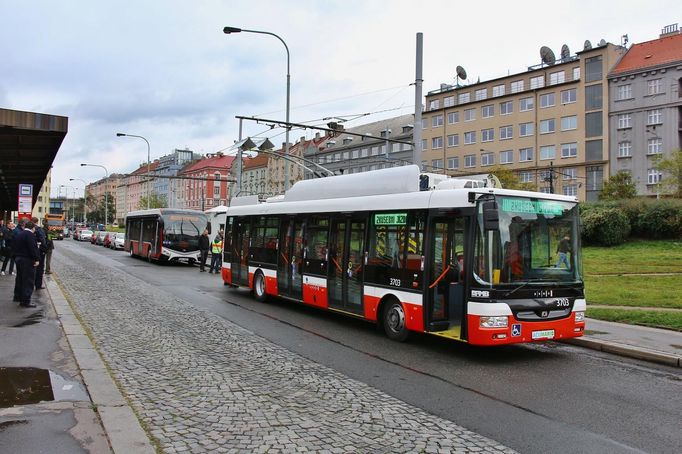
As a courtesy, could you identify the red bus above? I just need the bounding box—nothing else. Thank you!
[221,165,585,346]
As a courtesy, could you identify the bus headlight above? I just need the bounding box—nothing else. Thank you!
[480,316,508,328]
[575,311,585,322]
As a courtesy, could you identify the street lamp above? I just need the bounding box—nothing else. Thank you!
[80,163,109,228]
[70,178,88,224]
[223,26,292,191]
[117,132,151,208]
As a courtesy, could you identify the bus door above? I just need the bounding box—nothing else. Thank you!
[277,218,304,299]
[231,217,250,286]
[426,215,466,335]
[328,217,366,314]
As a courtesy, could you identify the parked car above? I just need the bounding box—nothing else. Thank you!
[102,232,114,248]
[94,231,107,245]
[79,230,93,242]
[111,232,125,250]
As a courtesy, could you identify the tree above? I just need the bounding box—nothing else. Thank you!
[489,166,537,191]
[138,192,167,210]
[87,193,116,225]
[654,149,682,198]
[599,171,637,200]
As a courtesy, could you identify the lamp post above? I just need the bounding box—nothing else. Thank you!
[223,26,291,191]
[70,178,88,224]
[117,133,151,208]
[80,164,109,228]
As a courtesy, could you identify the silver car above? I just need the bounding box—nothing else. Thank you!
[79,230,93,242]
[111,232,125,250]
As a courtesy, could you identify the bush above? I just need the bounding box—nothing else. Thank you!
[631,200,682,239]
[581,207,631,246]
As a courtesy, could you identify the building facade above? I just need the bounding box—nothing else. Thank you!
[30,168,51,219]
[85,173,122,223]
[422,43,625,201]
[608,24,682,196]
[153,148,196,208]
[178,153,234,210]
[241,154,270,198]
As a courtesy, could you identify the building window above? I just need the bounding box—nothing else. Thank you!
[540,93,555,108]
[519,122,534,137]
[585,56,603,82]
[530,75,545,89]
[352,149,359,159]
[447,111,459,124]
[549,71,565,85]
[481,152,495,166]
[618,141,632,158]
[647,169,662,185]
[585,111,603,137]
[500,101,513,115]
[500,125,513,140]
[586,140,603,162]
[647,109,662,125]
[511,80,524,93]
[429,99,440,110]
[519,171,533,183]
[573,67,580,80]
[617,113,632,129]
[539,187,552,194]
[421,161,427,171]
[563,184,578,196]
[560,88,577,104]
[481,128,494,142]
[561,142,578,158]
[561,115,577,130]
[492,84,505,97]
[431,137,443,149]
[458,92,470,104]
[482,104,494,118]
[647,138,663,155]
[464,131,476,144]
[447,157,459,169]
[500,150,513,164]
[540,118,555,134]
[520,97,534,111]
[444,96,455,107]
[213,186,220,196]
[520,147,534,162]
[563,168,577,180]
[585,84,603,110]
[421,118,428,129]
[464,154,476,168]
[540,145,556,160]
[432,114,444,127]
[647,78,662,95]
[617,84,632,100]
[464,108,476,121]
[447,134,459,147]
[421,139,427,151]
[432,159,443,170]
[475,88,487,101]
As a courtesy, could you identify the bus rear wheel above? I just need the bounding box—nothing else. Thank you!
[383,300,409,342]
[253,271,268,303]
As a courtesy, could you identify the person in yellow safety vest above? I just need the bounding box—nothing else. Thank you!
[209,236,223,274]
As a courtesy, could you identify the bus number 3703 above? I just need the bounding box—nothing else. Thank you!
[389,278,401,287]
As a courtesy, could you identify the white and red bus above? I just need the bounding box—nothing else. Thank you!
[125,209,208,263]
[220,165,585,346]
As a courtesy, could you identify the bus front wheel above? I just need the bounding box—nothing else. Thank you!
[253,271,268,303]
[383,300,409,342]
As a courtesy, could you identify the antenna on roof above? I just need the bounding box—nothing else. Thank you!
[560,44,570,61]
[621,34,629,47]
[583,39,592,50]
[540,46,556,66]
[455,65,467,86]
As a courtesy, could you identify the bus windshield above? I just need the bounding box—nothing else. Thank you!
[162,213,208,251]
[473,195,581,287]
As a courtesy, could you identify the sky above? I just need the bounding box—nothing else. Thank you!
[1,0,678,196]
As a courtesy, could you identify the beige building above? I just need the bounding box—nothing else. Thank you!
[31,168,52,219]
[422,42,624,201]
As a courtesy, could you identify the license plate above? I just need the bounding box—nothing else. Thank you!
[532,329,555,340]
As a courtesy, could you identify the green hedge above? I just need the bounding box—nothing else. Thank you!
[581,207,630,246]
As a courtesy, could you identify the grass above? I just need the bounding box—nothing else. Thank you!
[584,274,682,309]
[582,239,682,275]
[586,307,682,332]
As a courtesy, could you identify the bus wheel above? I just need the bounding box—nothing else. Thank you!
[253,271,268,303]
[129,248,134,258]
[383,300,409,342]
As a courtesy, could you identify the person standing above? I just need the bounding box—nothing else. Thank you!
[1,221,16,275]
[209,235,223,274]
[43,220,55,274]
[198,229,210,272]
[13,220,40,308]
[32,217,47,289]
[555,234,572,269]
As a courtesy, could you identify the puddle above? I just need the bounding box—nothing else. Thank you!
[0,367,89,408]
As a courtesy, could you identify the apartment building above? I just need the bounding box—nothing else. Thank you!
[608,24,682,196]
[30,168,51,219]
[178,153,234,210]
[153,149,196,208]
[422,42,624,201]
[267,134,332,194]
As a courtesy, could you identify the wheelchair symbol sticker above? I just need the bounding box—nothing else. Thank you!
[511,324,522,337]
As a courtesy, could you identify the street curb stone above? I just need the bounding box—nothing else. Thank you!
[562,337,681,368]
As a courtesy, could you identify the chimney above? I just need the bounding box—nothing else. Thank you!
[660,23,679,38]
[315,132,321,140]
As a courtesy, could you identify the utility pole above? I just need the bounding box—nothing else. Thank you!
[413,32,423,167]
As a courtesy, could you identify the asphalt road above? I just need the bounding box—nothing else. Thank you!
[61,239,682,453]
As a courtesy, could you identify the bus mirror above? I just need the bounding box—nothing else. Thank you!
[482,201,499,231]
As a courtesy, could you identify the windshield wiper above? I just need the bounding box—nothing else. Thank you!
[503,278,545,298]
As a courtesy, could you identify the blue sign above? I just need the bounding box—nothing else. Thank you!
[19,183,33,197]
[511,324,522,337]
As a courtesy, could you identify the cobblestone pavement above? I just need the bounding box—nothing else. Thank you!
[54,246,516,454]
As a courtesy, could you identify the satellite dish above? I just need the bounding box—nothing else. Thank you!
[540,46,556,66]
[598,38,607,46]
[584,40,592,50]
[456,65,467,80]
[561,44,570,60]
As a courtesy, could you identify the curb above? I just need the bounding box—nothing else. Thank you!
[562,337,681,368]
[46,277,156,454]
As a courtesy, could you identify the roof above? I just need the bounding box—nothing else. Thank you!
[611,32,682,75]
[179,154,235,174]
[242,154,268,170]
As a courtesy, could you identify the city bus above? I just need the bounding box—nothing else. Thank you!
[125,209,208,263]
[220,165,585,346]
[44,213,65,240]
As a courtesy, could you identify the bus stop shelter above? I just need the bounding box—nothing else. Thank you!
[0,107,68,216]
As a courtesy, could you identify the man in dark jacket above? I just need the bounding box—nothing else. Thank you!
[0,221,14,275]
[13,220,40,307]
[198,229,210,272]
[32,217,47,289]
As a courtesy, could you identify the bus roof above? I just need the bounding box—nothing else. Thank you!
[126,208,207,219]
